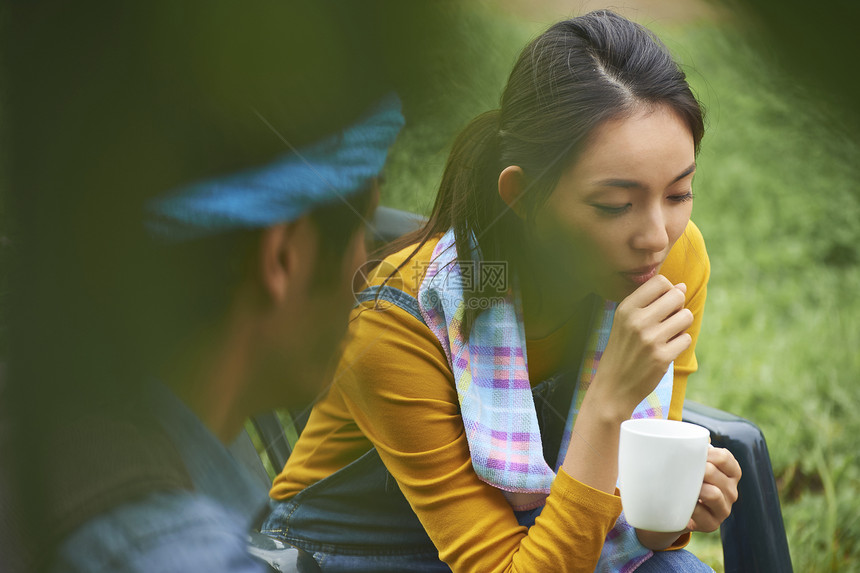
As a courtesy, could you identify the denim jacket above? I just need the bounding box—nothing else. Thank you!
[49,384,270,573]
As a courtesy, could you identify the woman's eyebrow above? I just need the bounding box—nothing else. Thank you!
[592,162,697,190]
[672,162,697,183]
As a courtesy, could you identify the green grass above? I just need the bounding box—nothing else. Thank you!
[669,23,860,573]
[382,10,860,572]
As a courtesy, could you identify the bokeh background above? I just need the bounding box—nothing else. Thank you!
[3,1,858,571]
[381,1,860,571]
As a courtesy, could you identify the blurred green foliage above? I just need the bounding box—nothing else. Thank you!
[381,8,860,572]
[676,24,860,573]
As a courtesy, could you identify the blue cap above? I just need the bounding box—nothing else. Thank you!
[146,93,404,241]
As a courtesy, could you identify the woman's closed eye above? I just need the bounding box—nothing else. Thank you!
[668,192,695,203]
[590,191,693,215]
[592,202,632,216]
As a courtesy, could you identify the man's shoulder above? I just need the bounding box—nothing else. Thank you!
[50,490,267,573]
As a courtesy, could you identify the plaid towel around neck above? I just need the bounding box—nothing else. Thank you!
[417,229,675,572]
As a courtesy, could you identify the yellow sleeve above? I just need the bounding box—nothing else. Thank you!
[660,220,710,421]
[328,243,622,573]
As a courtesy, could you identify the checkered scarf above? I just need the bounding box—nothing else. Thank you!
[418,229,674,572]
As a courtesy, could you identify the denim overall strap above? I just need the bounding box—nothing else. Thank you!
[355,285,425,323]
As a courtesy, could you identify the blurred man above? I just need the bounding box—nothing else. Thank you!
[0,2,413,571]
[42,94,402,573]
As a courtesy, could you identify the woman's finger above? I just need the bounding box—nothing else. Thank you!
[688,500,720,533]
[708,447,742,481]
[662,332,693,361]
[697,482,730,519]
[702,460,739,506]
[621,274,676,309]
[642,283,688,323]
[691,452,742,533]
[655,307,694,342]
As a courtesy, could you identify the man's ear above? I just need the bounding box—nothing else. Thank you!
[258,223,291,305]
[498,165,526,218]
[257,219,313,306]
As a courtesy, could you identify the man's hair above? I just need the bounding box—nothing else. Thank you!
[308,189,377,287]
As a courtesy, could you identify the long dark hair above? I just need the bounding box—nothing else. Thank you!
[382,10,705,330]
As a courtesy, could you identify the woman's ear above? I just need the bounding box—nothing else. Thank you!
[498,165,526,218]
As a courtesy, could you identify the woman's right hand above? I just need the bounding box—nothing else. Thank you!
[592,275,693,418]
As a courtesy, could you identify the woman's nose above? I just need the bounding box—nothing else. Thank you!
[631,207,669,253]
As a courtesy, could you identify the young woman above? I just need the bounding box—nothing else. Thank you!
[262,11,741,572]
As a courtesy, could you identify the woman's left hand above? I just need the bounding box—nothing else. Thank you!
[687,446,742,532]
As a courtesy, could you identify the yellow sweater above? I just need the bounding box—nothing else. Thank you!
[271,221,710,572]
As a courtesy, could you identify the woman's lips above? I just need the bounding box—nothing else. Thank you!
[621,264,660,286]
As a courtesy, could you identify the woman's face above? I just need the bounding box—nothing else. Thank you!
[533,105,696,302]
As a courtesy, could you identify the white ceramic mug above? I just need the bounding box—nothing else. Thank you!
[618,418,710,532]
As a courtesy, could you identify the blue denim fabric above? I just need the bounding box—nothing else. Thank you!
[49,384,272,573]
[634,549,714,572]
[51,492,267,573]
[262,447,450,572]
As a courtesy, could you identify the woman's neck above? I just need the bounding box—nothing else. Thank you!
[519,268,594,339]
